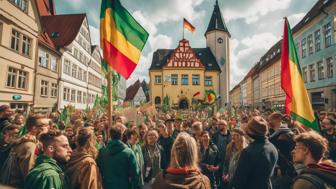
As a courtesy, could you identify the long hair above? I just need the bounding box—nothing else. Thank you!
[226,128,247,161]
[170,132,199,170]
[144,129,159,145]
[76,127,98,159]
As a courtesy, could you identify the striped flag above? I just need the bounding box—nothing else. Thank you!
[100,0,149,79]
[281,18,319,131]
[183,18,195,33]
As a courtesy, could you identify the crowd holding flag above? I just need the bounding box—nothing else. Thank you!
[281,18,319,132]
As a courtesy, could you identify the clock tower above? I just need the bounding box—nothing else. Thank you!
[205,0,230,107]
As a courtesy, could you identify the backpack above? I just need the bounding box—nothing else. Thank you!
[295,173,335,189]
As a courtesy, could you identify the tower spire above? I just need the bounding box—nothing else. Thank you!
[205,0,230,37]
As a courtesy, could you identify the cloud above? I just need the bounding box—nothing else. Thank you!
[223,0,292,24]
[230,33,280,88]
[287,12,305,26]
[127,53,152,86]
[89,25,99,45]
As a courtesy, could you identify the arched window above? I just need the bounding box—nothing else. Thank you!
[155,96,161,105]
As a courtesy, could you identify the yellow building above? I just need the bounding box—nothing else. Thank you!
[229,84,241,108]
[0,0,40,112]
[149,1,230,109]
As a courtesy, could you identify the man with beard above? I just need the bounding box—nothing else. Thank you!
[0,125,20,170]
[321,116,336,161]
[0,114,50,188]
[0,105,14,132]
[25,130,72,189]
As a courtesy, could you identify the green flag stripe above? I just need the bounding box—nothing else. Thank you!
[290,112,320,132]
[101,0,148,50]
[286,20,302,75]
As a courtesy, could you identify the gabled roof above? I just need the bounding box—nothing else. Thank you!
[125,80,141,101]
[149,47,221,71]
[35,0,56,16]
[91,45,98,54]
[40,14,86,48]
[205,0,230,37]
[38,31,57,51]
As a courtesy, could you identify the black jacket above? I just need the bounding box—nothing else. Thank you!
[200,143,219,176]
[230,136,278,189]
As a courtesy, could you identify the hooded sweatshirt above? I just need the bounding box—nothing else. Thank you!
[66,151,102,189]
[25,155,69,189]
[97,139,140,189]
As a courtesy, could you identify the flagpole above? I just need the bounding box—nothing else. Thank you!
[182,19,184,39]
[107,66,113,139]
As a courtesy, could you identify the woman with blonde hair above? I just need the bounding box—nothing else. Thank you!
[222,128,248,185]
[152,132,211,189]
[66,127,102,189]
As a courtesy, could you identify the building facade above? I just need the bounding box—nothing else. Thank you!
[88,45,103,108]
[125,80,147,106]
[0,0,40,112]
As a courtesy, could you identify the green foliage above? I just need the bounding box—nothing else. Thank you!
[162,95,170,113]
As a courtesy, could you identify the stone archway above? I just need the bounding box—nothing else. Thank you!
[179,98,189,109]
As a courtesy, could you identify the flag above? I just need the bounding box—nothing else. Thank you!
[281,18,319,131]
[193,91,201,98]
[100,0,149,79]
[204,89,217,104]
[183,18,195,32]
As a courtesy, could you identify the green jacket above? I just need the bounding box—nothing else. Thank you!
[98,139,140,189]
[25,155,69,189]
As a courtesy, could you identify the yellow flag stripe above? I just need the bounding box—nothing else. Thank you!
[100,8,141,64]
[289,60,315,122]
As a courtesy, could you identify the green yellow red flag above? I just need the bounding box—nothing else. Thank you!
[100,0,148,79]
[281,18,319,131]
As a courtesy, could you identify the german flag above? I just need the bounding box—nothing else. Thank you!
[100,0,148,79]
[183,18,195,33]
[281,18,319,131]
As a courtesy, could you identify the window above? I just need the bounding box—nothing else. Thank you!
[64,59,71,74]
[6,67,17,88]
[63,87,70,101]
[77,91,82,103]
[79,52,83,62]
[11,30,20,51]
[38,49,49,68]
[301,38,307,58]
[74,48,78,59]
[326,57,333,78]
[181,75,188,85]
[317,61,324,80]
[309,64,315,82]
[78,67,83,80]
[171,74,178,85]
[154,96,161,105]
[302,67,307,83]
[71,89,76,102]
[22,35,31,56]
[40,80,48,97]
[324,22,332,48]
[50,56,57,72]
[10,0,27,12]
[205,76,212,86]
[51,83,57,97]
[307,34,313,54]
[154,75,161,84]
[295,43,300,54]
[83,71,87,82]
[17,70,27,89]
[72,64,77,78]
[83,92,87,103]
[192,74,200,85]
[315,30,321,52]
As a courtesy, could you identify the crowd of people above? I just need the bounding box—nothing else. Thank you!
[0,104,335,189]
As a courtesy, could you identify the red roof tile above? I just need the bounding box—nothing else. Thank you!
[38,32,56,50]
[40,14,85,48]
[35,0,55,16]
[125,80,141,101]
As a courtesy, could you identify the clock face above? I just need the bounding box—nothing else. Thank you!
[217,37,223,44]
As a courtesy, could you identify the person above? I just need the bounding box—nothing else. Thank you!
[98,123,140,189]
[268,112,296,189]
[321,116,336,161]
[66,127,103,189]
[138,123,148,146]
[222,128,247,187]
[0,114,50,188]
[0,125,20,170]
[230,116,278,189]
[157,122,174,169]
[0,105,14,132]
[64,126,76,149]
[200,131,219,189]
[142,129,166,188]
[152,132,211,189]
[25,130,73,189]
[192,121,203,144]
[123,128,145,189]
[292,131,336,189]
[13,114,25,128]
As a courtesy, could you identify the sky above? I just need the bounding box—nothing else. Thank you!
[55,0,317,88]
